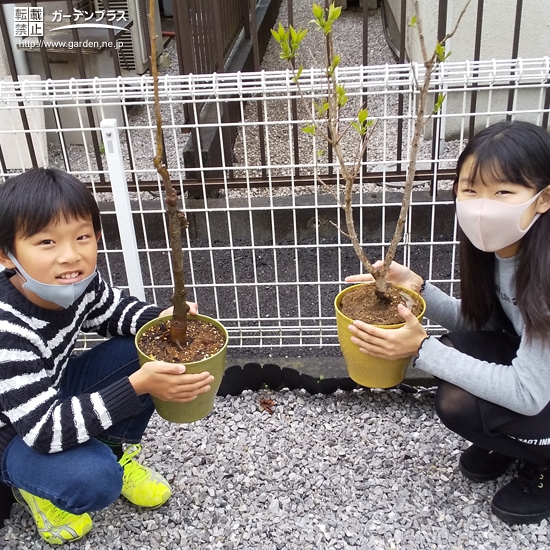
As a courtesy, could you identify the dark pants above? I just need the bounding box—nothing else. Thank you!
[0,482,13,525]
[435,331,550,465]
[1,337,155,515]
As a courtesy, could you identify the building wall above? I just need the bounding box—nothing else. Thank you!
[384,0,550,139]
[384,0,550,63]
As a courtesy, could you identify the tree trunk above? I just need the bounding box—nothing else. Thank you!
[149,0,189,346]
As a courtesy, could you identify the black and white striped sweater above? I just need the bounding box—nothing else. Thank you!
[0,269,162,461]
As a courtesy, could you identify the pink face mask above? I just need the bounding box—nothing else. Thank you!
[455,190,543,252]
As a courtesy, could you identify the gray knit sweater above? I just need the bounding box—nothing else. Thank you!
[416,254,550,416]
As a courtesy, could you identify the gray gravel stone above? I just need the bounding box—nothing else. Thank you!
[2,388,548,549]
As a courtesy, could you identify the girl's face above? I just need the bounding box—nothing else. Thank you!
[0,216,99,309]
[456,155,550,257]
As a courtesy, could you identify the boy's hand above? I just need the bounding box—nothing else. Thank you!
[347,304,428,360]
[158,302,199,318]
[129,361,214,402]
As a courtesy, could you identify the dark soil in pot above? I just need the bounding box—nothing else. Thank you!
[138,318,225,363]
[339,284,423,325]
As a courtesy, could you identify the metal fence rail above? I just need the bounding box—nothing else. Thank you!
[1,1,547,186]
[1,57,549,352]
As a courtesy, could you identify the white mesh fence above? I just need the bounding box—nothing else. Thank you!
[0,57,549,352]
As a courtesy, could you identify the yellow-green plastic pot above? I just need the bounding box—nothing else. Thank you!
[335,284,426,389]
[135,314,228,423]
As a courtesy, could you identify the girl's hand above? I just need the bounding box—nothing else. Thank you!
[159,302,199,318]
[129,361,214,402]
[345,261,424,293]
[347,304,428,360]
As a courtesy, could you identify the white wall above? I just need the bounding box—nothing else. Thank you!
[385,0,550,63]
[384,0,550,138]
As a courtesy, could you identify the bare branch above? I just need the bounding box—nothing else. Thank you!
[440,0,472,48]
[413,0,430,64]
[350,119,379,179]
[149,0,189,345]
[317,174,344,207]
[329,220,349,238]
[378,0,471,284]
[291,72,334,145]
[273,1,470,294]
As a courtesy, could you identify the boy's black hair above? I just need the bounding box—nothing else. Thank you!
[453,120,550,340]
[0,168,101,255]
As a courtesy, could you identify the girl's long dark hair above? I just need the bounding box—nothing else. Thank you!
[455,120,550,340]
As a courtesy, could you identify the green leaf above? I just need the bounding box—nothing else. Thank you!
[358,108,369,123]
[312,2,331,33]
[435,42,451,62]
[353,108,375,135]
[290,26,298,43]
[276,22,287,43]
[315,101,329,116]
[312,2,324,20]
[280,41,293,60]
[272,22,309,61]
[409,15,417,28]
[328,4,342,23]
[328,54,341,76]
[303,124,317,135]
[292,65,304,83]
[433,93,447,114]
[336,84,348,107]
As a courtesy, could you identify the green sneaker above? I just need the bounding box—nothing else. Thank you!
[13,488,92,546]
[119,444,171,509]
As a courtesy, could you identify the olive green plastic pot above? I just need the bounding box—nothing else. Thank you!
[334,284,426,388]
[135,314,228,423]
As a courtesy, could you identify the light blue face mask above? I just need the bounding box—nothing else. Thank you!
[7,252,97,309]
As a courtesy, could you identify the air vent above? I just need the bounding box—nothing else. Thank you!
[94,0,162,75]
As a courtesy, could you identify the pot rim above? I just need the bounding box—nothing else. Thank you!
[334,282,426,329]
[135,313,228,366]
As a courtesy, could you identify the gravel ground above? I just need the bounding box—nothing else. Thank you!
[2,387,548,549]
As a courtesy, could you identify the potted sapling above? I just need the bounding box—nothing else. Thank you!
[135,0,228,422]
[272,1,469,387]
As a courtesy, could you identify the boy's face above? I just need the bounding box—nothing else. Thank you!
[0,216,100,310]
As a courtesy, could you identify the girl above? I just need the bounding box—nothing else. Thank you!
[346,120,550,525]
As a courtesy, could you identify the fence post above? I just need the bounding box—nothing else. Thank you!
[100,118,146,301]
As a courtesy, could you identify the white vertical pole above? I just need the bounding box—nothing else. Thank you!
[100,118,146,301]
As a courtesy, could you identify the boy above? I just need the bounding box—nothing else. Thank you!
[0,168,214,545]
